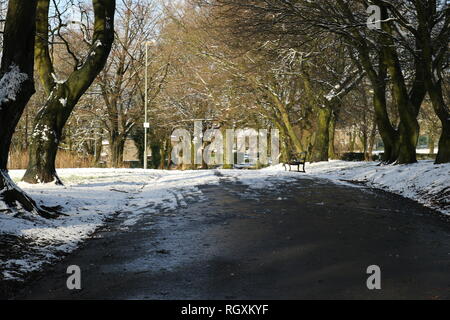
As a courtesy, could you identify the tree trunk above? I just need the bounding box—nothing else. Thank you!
[381,17,424,164]
[361,130,369,161]
[23,0,116,184]
[24,110,29,150]
[389,67,421,164]
[166,140,173,169]
[159,140,168,169]
[424,69,450,164]
[151,144,162,169]
[23,94,70,184]
[310,106,332,162]
[95,134,103,164]
[271,97,303,154]
[415,0,450,164]
[0,0,56,218]
[396,119,419,164]
[372,83,399,163]
[349,130,356,153]
[435,121,450,164]
[328,113,337,160]
[358,49,399,164]
[110,133,126,168]
[367,117,377,161]
[427,80,450,164]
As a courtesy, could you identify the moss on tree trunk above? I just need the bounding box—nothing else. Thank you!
[310,106,332,162]
[23,0,116,184]
[0,0,57,217]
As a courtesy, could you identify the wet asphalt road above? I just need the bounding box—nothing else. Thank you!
[17,173,450,300]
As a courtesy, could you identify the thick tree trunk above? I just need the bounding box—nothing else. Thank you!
[270,97,303,154]
[23,0,116,184]
[23,95,69,184]
[372,79,399,164]
[110,133,126,168]
[0,0,57,217]
[427,79,450,164]
[415,0,450,164]
[0,1,37,169]
[357,49,400,164]
[273,121,290,163]
[381,17,425,164]
[396,119,419,164]
[435,122,450,164]
[425,74,450,164]
[150,144,162,169]
[328,113,337,160]
[310,106,332,162]
[389,68,421,164]
[283,123,303,155]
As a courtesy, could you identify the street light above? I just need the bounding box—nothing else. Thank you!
[143,40,156,170]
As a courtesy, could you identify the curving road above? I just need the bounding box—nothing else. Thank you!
[17,174,450,300]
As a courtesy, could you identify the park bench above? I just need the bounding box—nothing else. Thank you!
[283,152,307,173]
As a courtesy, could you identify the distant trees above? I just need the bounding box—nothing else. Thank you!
[22,0,116,184]
[96,0,163,167]
[140,5,262,168]
[204,0,449,164]
[187,2,364,162]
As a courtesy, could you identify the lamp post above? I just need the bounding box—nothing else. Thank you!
[143,40,155,169]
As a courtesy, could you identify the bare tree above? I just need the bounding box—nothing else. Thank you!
[204,0,448,164]
[22,0,116,184]
[96,0,164,167]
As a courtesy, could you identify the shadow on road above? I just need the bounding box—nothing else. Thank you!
[13,175,450,300]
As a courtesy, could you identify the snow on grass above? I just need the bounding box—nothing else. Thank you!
[1,168,220,281]
[225,161,448,215]
[300,160,449,215]
[1,161,448,282]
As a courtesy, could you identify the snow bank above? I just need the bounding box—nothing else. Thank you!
[0,169,220,282]
[1,161,448,283]
[300,160,449,215]
[221,161,448,215]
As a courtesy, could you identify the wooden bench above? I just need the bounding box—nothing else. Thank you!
[283,152,307,173]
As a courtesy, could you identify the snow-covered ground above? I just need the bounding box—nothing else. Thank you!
[303,160,449,215]
[1,169,222,282]
[0,160,448,283]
